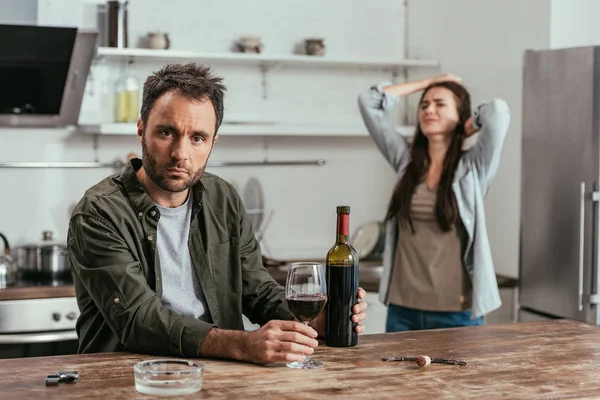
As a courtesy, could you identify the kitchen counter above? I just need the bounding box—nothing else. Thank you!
[2,320,600,399]
[267,258,518,293]
[0,261,517,301]
[266,259,383,292]
[0,284,75,301]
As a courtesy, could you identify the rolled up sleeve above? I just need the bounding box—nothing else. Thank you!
[464,99,511,185]
[358,82,409,171]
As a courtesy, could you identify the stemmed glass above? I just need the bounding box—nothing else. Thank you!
[285,262,328,369]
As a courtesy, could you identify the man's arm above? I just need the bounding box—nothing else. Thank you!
[198,321,319,364]
[71,211,318,363]
[69,212,214,357]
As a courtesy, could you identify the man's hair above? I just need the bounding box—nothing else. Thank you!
[140,63,226,133]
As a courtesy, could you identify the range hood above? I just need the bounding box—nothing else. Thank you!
[0,24,97,127]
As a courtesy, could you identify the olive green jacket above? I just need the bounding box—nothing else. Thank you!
[68,159,292,357]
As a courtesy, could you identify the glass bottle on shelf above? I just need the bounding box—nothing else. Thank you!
[114,60,139,123]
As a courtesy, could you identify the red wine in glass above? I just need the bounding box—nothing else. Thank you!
[287,294,327,323]
[285,262,327,369]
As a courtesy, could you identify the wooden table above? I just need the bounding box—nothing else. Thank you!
[2,320,600,399]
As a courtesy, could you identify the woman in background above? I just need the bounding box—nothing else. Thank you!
[358,74,510,331]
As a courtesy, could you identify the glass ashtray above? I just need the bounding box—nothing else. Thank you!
[133,359,204,397]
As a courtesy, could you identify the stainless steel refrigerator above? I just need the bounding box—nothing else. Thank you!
[519,46,600,324]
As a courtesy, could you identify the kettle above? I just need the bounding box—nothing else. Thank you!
[0,233,17,288]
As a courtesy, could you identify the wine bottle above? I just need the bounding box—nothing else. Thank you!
[325,205,359,347]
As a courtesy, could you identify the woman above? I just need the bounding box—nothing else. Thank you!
[358,74,510,331]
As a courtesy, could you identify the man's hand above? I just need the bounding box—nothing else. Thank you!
[313,287,369,337]
[353,287,368,333]
[241,320,319,365]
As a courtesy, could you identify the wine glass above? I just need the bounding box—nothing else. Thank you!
[285,262,328,369]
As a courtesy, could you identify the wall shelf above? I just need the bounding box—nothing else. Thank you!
[91,47,431,135]
[78,122,416,137]
[96,47,439,71]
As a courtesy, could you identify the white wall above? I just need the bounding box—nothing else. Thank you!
[550,0,600,48]
[407,0,552,278]
[0,0,410,262]
[0,0,37,25]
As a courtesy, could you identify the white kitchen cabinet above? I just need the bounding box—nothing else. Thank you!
[484,287,517,325]
[362,291,387,334]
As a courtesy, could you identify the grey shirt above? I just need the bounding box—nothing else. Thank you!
[388,181,471,312]
[157,192,210,322]
[358,82,511,319]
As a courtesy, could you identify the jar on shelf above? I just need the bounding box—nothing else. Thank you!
[114,60,139,123]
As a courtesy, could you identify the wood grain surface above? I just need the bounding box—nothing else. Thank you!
[1,320,599,399]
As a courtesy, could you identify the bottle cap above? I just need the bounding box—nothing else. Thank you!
[336,206,350,214]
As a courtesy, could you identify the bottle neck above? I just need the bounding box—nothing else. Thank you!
[336,213,349,243]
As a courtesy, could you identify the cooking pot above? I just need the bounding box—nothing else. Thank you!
[15,230,71,283]
[0,232,17,288]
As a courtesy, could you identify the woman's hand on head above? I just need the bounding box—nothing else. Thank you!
[432,73,462,85]
[464,116,479,137]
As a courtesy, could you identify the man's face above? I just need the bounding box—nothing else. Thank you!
[138,91,217,193]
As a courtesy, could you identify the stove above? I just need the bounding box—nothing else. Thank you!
[0,278,79,358]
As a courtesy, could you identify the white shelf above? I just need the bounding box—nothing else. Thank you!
[78,122,416,137]
[96,47,439,70]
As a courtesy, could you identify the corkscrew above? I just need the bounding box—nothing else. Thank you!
[382,356,467,366]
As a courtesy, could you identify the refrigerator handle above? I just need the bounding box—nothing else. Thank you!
[579,182,585,311]
[592,188,600,305]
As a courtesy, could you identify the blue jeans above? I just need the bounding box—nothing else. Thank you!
[386,304,483,332]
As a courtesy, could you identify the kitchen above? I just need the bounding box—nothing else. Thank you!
[2,0,600,398]
[0,0,417,357]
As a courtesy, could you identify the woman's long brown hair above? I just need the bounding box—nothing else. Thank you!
[385,81,472,232]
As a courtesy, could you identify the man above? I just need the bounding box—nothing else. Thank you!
[68,63,367,365]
